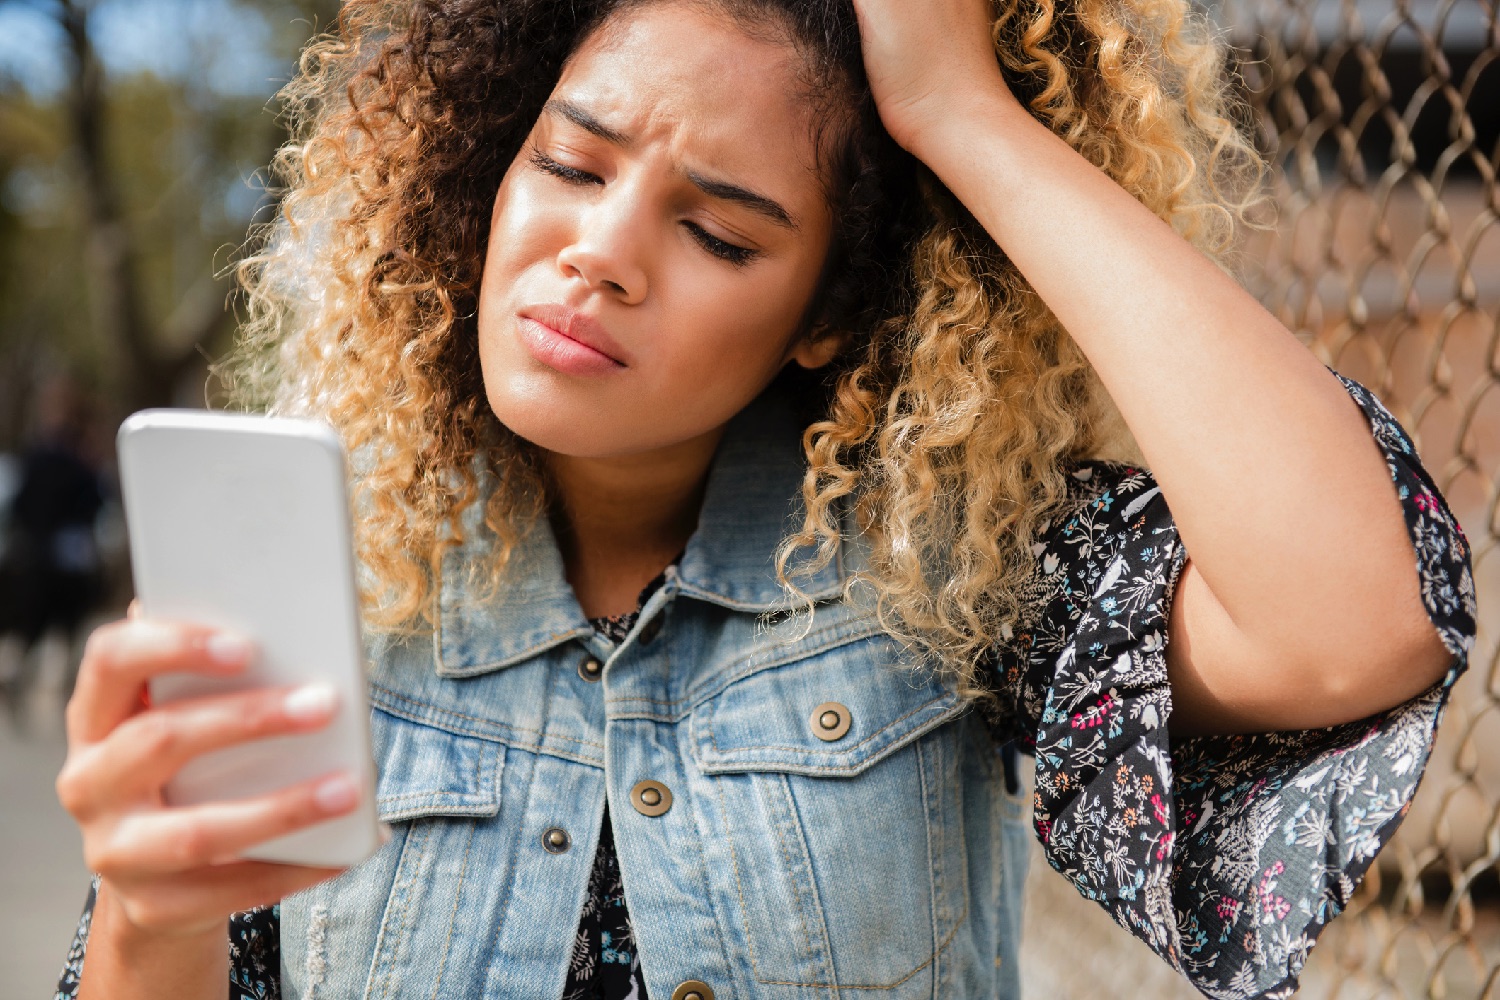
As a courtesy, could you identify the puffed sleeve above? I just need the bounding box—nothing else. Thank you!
[989,371,1475,1000]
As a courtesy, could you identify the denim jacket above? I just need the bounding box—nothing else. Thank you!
[279,389,1035,1000]
[48,366,1473,1000]
[180,373,1470,1000]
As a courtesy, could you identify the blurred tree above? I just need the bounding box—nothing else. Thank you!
[0,77,33,442]
[0,0,341,443]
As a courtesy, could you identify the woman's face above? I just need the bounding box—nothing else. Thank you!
[476,2,839,460]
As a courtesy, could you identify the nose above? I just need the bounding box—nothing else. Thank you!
[556,194,649,305]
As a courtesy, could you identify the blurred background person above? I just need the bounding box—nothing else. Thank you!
[0,372,109,728]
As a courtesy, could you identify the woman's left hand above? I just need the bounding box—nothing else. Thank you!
[850,0,1016,154]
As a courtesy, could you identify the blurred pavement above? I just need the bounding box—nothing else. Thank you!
[0,637,91,1000]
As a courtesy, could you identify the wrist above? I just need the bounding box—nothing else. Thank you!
[887,77,1028,161]
[78,880,228,1000]
[97,877,226,946]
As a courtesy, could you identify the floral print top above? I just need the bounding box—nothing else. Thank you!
[54,372,1474,1000]
[560,604,658,1000]
[985,371,1475,999]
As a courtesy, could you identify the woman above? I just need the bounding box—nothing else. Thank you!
[55,0,1474,998]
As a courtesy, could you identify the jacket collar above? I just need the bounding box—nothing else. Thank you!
[434,386,847,677]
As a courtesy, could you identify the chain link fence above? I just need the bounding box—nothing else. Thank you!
[1227,0,1495,994]
[1025,1,1497,995]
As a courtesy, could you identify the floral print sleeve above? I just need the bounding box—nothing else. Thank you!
[53,874,283,1000]
[990,371,1476,1000]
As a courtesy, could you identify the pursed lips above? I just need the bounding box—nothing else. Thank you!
[519,304,628,367]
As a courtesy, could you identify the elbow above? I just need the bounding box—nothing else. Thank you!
[1307,534,1459,723]
[1312,614,1455,725]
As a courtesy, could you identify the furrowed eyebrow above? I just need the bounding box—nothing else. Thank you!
[543,98,799,233]
[545,99,631,147]
[686,171,798,232]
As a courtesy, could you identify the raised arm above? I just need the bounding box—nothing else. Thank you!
[851,0,1453,735]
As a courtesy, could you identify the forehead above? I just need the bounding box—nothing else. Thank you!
[554,4,826,190]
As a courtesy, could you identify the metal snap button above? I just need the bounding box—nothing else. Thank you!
[578,655,603,682]
[637,615,663,645]
[541,827,571,854]
[671,981,714,1000]
[811,702,851,741]
[630,779,673,817]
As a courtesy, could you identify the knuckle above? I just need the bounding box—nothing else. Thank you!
[121,896,171,933]
[81,627,117,674]
[132,712,181,760]
[240,694,285,737]
[85,620,192,684]
[84,838,121,878]
[286,789,323,830]
[54,764,90,819]
[170,823,215,869]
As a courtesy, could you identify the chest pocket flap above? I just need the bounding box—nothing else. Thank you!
[691,632,967,776]
[370,705,503,823]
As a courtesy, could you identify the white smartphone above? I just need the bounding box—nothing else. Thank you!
[117,409,389,868]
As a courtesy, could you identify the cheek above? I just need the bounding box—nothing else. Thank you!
[480,176,557,291]
[666,289,800,373]
[668,257,822,368]
[630,274,812,423]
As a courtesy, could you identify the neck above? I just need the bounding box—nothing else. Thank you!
[545,428,724,618]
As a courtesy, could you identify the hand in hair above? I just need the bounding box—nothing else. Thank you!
[855,0,1454,736]
[849,0,1015,153]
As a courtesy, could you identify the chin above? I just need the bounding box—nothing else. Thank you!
[485,385,638,459]
[481,362,753,461]
[490,402,600,458]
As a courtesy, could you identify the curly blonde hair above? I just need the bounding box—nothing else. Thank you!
[227,0,1265,700]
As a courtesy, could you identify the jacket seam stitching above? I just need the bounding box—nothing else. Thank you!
[427,819,476,1000]
[372,686,607,751]
[706,697,954,758]
[481,751,530,996]
[376,740,499,819]
[769,773,818,973]
[778,772,839,996]
[366,817,433,1000]
[921,739,940,999]
[749,906,968,989]
[600,617,887,716]
[713,776,769,983]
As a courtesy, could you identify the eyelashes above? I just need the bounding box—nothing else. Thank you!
[685,223,758,267]
[528,147,596,186]
[526,147,760,267]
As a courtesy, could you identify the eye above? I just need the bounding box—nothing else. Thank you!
[530,145,761,268]
[528,148,600,185]
[684,222,760,267]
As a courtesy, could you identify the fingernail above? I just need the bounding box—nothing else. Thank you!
[205,633,252,668]
[315,773,358,813]
[283,684,338,723]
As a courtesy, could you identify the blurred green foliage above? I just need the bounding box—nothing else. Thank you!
[0,0,341,447]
